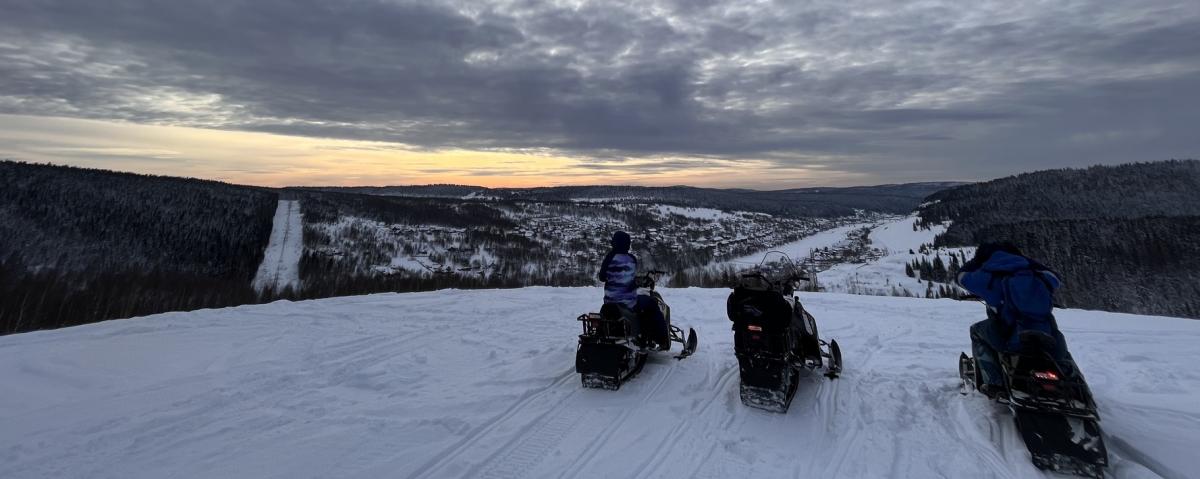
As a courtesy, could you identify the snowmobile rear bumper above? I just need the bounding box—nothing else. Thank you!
[1016,410,1108,478]
[736,354,798,413]
[576,341,645,390]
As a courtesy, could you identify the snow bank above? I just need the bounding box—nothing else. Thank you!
[252,200,303,292]
[2,289,1194,478]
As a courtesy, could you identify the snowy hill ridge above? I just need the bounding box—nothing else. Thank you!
[2,289,1197,478]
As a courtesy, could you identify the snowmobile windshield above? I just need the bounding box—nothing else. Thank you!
[739,251,807,291]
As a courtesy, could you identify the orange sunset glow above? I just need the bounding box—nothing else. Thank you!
[0,114,867,188]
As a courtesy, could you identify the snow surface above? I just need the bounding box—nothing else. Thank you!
[818,215,973,297]
[867,215,945,254]
[727,222,875,267]
[252,200,303,292]
[3,288,1196,479]
[651,205,738,221]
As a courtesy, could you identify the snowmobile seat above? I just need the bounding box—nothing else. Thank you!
[597,303,636,338]
[1017,330,1058,355]
[727,287,793,329]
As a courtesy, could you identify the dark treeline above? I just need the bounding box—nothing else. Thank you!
[919,160,1200,237]
[947,217,1200,318]
[321,182,958,217]
[918,160,1200,318]
[0,161,278,335]
[293,189,517,228]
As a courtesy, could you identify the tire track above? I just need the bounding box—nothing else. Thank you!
[945,398,1018,479]
[408,368,577,479]
[556,359,680,479]
[473,406,590,479]
[648,365,740,479]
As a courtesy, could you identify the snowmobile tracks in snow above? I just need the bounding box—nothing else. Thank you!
[413,360,683,479]
[560,360,682,478]
[643,365,742,479]
[6,289,1195,479]
[408,369,579,479]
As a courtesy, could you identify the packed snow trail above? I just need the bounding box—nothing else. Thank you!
[252,199,303,292]
[2,289,1197,479]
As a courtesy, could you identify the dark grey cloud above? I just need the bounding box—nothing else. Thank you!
[1,0,1197,182]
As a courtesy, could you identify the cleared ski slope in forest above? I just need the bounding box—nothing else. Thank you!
[252,199,303,293]
[2,288,1197,479]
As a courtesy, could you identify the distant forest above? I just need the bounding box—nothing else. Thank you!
[918,160,1200,318]
[289,189,838,299]
[0,161,873,335]
[319,182,958,218]
[20,159,1198,334]
[0,161,278,334]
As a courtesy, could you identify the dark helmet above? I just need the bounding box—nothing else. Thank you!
[611,231,631,253]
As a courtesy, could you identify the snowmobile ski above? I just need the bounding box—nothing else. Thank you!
[823,339,842,378]
[958,352,976,395]
[671,326,698,360]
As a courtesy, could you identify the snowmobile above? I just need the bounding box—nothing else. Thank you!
[576,270,698,390]
[728,253,842,413]
[960,329,1108,478]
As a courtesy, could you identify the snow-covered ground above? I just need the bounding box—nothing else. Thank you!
[252,200,303,292]
[726,222,876,268]
[651,205,741,221]
[818,215,973,297]
[2,288,1196,479]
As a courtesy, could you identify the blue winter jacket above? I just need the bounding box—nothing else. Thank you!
[599,232,638,308]
[600,253,638,308]
[957,251,1060,350]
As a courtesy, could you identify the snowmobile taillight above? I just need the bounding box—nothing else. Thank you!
[748,324,762,332]
[1033,371,1059,381]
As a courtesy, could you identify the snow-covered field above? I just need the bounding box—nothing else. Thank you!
[2,288,1197,479]
[252,200,303,292]
[818,215,973,297]
[726,222,876,268]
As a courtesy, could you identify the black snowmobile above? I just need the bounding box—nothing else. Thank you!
[960,329,1108,478]
[576,270,698,390]
[727,253,842,413]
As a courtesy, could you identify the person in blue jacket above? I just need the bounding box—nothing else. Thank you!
[598,231,638,310]
[956,242,1074,398]
[596,231,669,347]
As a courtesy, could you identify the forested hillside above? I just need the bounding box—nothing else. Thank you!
[318,182,959,217]
[918,160,1200,318]
[290,189,849,299]
[0,161,278,334]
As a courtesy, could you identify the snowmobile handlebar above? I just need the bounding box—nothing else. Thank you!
[636,270,667,289]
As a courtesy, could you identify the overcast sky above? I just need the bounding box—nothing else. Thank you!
[1,0,1197,188]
